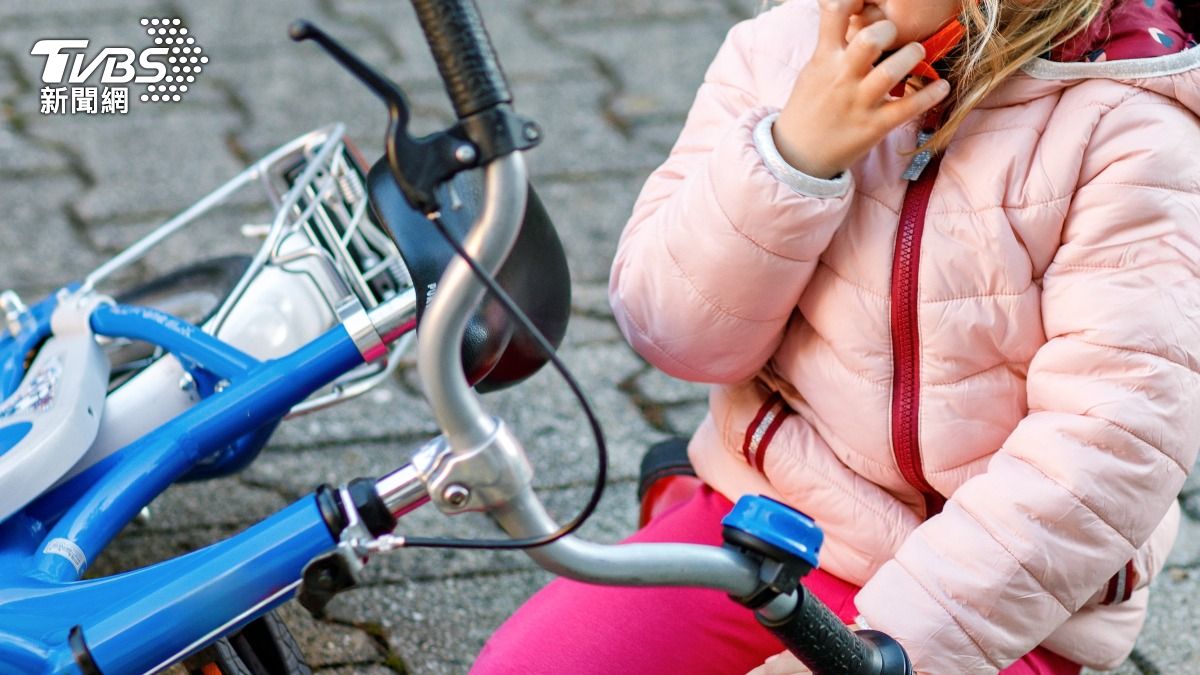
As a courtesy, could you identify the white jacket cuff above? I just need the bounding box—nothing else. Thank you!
[752,112,851,199]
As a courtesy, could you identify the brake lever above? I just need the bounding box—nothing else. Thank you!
[289,20,541,215]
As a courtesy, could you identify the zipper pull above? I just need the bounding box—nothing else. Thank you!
[902,106,944,182]
[902,129,934,181]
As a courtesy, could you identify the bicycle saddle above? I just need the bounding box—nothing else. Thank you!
[366,160,571,392]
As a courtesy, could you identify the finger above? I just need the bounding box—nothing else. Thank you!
[860,40,924,101]
[880,77,952,127]
[846,5,887,43]
[845,19,897,76]
[847,4,887,32]
[816,0,863,53]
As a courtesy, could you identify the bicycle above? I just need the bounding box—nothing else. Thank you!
[0,2,912,673]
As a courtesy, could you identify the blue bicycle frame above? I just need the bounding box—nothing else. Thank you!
[0,295,410,674]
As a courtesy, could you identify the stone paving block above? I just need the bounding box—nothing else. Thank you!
[512,76,665,180]
[208,45,418,163]
[317,0,454,91]
[244,438,431,498]
[0,174,104,294]
[631,364,709,406]
[138,476,290,533]
[89,523,237,577]
[1127,568,1200,672]
[1182,456,1200,495]
[571,280,616,317]
[662,399,711,438]
[1083,661,1141,675]
[1183,490,1200,519]
[24,108,247,226]
[0,54,20,102]
[531,0,736,29]
[553,19,730,125]
[629,116,694,156]
[559,312,622,348]
[0,0,167,24]
[276,601,384,669]
[326,569,554,675]
[479,342,660,483]
[535,175,649,284]
[84,207,274,282]
[623,365,711,437]
[314,666,396,675]
[175,0,356,61]
[0,125,71,177]
[329,0,593,85]
[268,378,441,451]
[543,479,641,543]
[472,1,595,82]
[1169,498,1200,567]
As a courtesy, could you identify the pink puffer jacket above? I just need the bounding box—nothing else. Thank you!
[609,1,1200,672]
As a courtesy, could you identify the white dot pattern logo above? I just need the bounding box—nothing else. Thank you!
[141,17,206,105]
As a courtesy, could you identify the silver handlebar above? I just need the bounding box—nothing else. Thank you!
[415,153,528,452]
[374,149,800,622]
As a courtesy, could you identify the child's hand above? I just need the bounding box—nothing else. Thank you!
[746,650,811,674]
[772,0,951,179]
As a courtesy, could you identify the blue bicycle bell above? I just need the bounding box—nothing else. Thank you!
[721,495,823,570]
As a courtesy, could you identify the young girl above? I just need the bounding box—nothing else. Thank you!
[473,0,1200,672]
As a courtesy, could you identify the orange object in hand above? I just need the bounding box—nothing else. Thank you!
[913,17,967,80]
[889,16,966,97]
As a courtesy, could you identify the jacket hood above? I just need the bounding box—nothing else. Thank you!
[1017,45,1200,111]
[988,2,1200,114]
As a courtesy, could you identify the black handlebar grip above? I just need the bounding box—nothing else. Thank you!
[758,587,911,675]
[410,0,511,119]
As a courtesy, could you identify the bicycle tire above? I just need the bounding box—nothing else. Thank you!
[183,609,312,675]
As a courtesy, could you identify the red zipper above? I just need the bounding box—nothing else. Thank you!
[890,138,945,518]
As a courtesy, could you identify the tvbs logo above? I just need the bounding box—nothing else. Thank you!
[31,18,206,114]
[32,40,169,85]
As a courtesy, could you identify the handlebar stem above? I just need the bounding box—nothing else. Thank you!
[409,422,534,515]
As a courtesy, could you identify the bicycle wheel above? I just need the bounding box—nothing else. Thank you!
[106,255,251,387]
[182,610,312,675]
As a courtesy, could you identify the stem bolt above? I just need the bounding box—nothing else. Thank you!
[454,143,477,165]
[523,123,541,142]
[442,484,470,507]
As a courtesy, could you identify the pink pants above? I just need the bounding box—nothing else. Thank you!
[472,486,1082,675]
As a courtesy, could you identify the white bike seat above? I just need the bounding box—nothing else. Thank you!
[0,296,110,522]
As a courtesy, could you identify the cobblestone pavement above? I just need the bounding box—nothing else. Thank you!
[1,1,1197,673]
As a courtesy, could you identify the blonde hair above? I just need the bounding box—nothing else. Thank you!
[928,0,1106,150]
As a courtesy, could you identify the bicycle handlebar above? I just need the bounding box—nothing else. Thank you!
[409,0,511,119]
[757,586,912,675]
